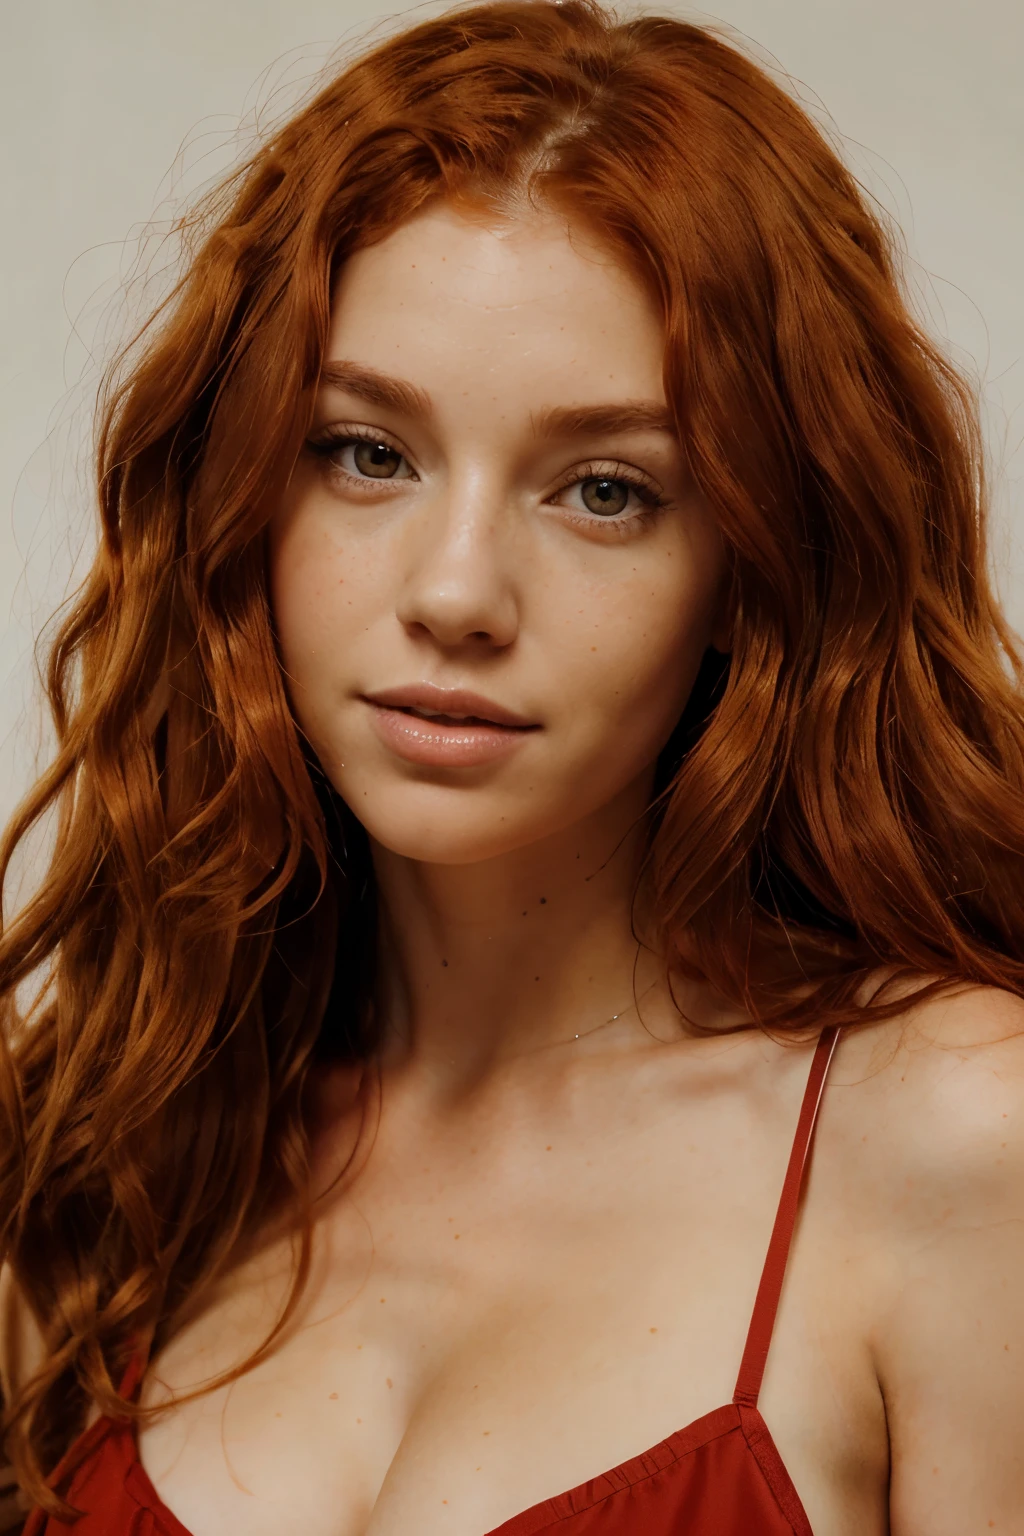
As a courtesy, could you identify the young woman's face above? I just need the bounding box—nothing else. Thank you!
[270,202,727,864]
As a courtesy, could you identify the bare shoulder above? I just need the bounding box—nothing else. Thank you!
[826,986,1024,1531]
[841,980,1024,1125]
[826,981,1024,1222]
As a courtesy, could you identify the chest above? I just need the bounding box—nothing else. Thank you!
[135,1067,889,1536]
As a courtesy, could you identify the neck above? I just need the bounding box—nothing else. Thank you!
[369,777,684,1092]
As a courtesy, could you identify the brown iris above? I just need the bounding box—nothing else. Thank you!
[580,477,629,516]
[354,440,404,478]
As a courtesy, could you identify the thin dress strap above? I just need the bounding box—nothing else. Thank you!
[118,1348,145,1402]
[733,1025,841,1409]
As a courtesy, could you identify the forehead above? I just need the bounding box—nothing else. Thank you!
[326,203,667,423]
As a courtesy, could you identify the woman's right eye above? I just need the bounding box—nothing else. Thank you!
[310,433,416,483]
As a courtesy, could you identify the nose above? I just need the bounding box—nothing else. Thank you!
[395,478,520,652]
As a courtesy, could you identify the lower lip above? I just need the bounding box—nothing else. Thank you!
[366,703,536,768]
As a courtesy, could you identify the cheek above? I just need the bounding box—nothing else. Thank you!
[555,553,720,773]
[267,497,377,735]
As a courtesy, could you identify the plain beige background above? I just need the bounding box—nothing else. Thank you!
[2,0,1022,838]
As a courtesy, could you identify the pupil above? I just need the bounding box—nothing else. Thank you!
[582,477,628,517]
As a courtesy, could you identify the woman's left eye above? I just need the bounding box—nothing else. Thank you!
[577,477,635,517]
[555,473,662,520]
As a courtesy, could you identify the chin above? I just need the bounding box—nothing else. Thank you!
[339,781,573,867]
[360,815,545,867]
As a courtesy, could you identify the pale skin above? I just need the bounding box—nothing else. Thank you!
[6,202,1024,1534]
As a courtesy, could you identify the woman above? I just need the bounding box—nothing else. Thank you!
[2,1,1023,1531]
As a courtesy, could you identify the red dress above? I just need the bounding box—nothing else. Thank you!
[26,1027,841,1536]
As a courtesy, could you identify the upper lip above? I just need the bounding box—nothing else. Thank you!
[362,684,538,728]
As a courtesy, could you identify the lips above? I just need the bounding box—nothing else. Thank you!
[361,684,538,768]
[362,684,537,730]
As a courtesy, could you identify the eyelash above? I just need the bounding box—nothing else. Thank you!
[306,425,670,531]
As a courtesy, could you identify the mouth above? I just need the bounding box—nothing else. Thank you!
[387,704,525,728]
[361,685,539,767]
[362,685,538,731]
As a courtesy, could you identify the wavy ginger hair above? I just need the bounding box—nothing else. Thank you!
[4,0,1024,1513]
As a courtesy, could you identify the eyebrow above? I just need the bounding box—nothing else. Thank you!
[319,360,676,440]
[319,360,432,418]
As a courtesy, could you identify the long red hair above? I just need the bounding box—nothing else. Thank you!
[3,0,1023,1513]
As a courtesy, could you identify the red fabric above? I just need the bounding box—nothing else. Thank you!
[734,1025,841,1406]
[25,1028,840,1536]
